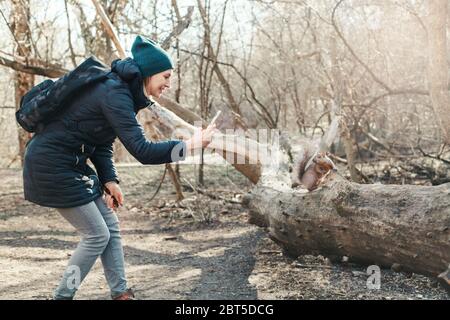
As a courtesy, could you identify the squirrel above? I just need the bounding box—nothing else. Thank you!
[291,147,337,191]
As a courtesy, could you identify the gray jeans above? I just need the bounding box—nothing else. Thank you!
[53,197,127,300]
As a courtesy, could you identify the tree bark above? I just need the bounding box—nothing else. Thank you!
[243,171,450,277]
[11,0,34,166]
[341,120,363,182]
[426,0,450,144]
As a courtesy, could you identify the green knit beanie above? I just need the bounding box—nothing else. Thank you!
[131,35,173,78]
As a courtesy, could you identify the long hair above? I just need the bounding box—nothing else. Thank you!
[143,77,150,97]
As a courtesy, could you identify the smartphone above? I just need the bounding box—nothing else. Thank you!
[105,186,119,208]
[209,110,222,127]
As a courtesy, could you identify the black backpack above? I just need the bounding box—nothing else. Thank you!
[16,56,110,133]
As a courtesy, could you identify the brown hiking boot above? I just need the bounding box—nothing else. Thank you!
[437,267,450,294]
[112,288,136,300]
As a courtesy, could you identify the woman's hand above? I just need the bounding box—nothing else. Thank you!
[104,181,123,210]
[185,124,218,151]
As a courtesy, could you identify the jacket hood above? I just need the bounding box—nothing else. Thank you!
[111,58,152,111]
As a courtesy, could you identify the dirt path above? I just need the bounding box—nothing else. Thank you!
[0,166,448,300]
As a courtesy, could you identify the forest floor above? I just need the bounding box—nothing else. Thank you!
[0,165,448,300]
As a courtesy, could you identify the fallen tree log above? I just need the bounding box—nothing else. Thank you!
[243,171,450,277]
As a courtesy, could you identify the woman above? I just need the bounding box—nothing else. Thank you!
[22,35,215,300]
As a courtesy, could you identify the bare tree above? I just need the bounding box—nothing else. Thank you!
[426,0,450,145]
[11,0,34,166]
[197,0,247,130]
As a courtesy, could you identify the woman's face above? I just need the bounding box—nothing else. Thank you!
[145,70,173,98]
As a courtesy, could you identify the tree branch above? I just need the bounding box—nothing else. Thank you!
[0,54,66,78]
[332,0,392,93]
[161,5,194,51]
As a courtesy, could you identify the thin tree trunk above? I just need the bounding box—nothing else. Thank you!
[341,120,362,182]
[166,163,184,201]
[172,1,182,181]
[11,0,34,166]
[426,0,450,144]
[330,35,362,182]
[196,0,246,130]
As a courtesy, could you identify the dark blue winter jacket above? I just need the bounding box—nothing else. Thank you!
[23,57,185,208]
